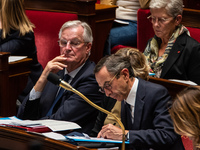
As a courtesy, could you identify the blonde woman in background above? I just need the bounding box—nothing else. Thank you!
[169,86,200,150]
[0,0,43,103]
[90,47,149,137]
[116,47,149,80]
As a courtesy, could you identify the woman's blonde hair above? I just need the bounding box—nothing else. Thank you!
[0,0,34,39]
[169,86,200,150]
[116,47,149,80]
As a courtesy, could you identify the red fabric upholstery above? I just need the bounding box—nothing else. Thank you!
[187,27,200,43]
[181,136,194,150]
[26,10,78,68]
[111,45,132,54]
[137,9,154,52]
[96,0,100,4]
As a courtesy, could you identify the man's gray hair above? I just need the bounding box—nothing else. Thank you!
[94,54,135,78]
[149,0,183,17]
[58,20,93,44]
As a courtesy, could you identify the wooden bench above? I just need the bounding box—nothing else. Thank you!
[148,76,190,98]
[0,52,32,116]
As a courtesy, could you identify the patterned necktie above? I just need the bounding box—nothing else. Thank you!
[46,74,71,116]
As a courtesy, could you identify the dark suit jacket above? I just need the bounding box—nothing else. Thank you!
[121,78,184,150]
[0,29,43,102]
[17,59,104,134]
[147,32,200,85]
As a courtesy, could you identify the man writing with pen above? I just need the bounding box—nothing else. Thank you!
[93,53,185,150]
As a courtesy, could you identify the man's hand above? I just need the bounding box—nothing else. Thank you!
[43,54,68,76]
[34,55,68,92]
[97,124,129,140]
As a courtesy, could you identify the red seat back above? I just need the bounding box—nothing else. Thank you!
[137,9,154,52]
[26,10,78,68]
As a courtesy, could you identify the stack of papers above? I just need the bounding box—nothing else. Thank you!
[0,116,81,133]
[0,117,128,148]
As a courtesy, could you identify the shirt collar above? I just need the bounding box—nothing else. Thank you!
[64,63,85,79]
[125,78,139,107]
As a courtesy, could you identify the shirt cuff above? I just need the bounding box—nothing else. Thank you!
[125,132,129,141]
[29,88,42,101]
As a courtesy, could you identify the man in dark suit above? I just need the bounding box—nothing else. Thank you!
[94,54,185,150]
[17,20,104,134]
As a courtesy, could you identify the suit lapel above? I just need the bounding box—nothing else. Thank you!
[161,33,186,78]
[70,59,91,85]
[132,78,145,130]
[121,78,146,130]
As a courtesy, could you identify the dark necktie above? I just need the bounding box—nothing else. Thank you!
[125,102,134,130]
[46,74,71,116]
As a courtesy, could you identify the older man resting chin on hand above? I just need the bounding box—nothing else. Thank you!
[17,20,104,134]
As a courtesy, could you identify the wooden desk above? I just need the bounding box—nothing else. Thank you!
[0,126,93,150]
[0,52,32,117]
[148,76,190,98]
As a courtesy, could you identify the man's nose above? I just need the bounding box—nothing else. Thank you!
[65,41,72,49]
[104,89,112,97]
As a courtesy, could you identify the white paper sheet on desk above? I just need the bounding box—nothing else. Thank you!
[0,117,81,132]
[42,132,66,140]
[169,79,197,85]
[0,116,20,124]
[9,56,27,62]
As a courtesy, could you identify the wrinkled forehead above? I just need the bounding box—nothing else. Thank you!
[150,7,170,17]
[61,26,84,40]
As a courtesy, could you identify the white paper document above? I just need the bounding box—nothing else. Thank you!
[42,132,66,140]
[9,56,27,63]
[0,116,81,132]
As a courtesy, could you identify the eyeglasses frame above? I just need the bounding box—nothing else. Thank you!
[147,15,174,24]
[99,72,119,93]
[58,39,88,48]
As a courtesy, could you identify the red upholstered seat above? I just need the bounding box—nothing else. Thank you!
[181,136,194,150]
[26,10,78,68]
[111,45,133,54]
[137,9,154,52]
[187,27,200,43]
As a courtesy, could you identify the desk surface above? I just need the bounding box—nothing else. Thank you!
[0,126,94,150]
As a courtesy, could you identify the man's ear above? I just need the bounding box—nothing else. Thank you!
[85,43,92,55]
[121,68,130,80]
[175,15,182,25]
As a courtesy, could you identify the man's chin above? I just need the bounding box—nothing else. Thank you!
[111,95,122,101]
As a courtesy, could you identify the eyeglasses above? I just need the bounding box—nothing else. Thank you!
[58,39,87,48]
[147,15,173,24]
[99,73,118,93]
